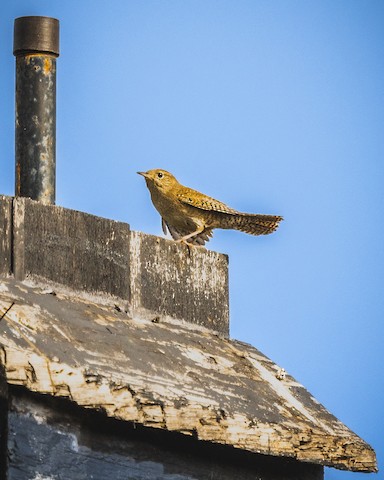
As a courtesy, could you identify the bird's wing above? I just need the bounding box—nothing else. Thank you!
[177,188,238,214]
[162,217,212,246]
[161,218,169,235]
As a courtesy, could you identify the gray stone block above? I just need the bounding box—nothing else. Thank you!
[8,392,324,480]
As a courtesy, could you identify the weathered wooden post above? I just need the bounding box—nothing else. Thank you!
[13,16,59,205]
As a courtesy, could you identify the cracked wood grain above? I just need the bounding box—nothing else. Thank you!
[0,277,377,473]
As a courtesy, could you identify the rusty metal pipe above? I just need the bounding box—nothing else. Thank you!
[13,16,59,205]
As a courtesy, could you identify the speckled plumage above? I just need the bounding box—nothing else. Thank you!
[138,169,283,246]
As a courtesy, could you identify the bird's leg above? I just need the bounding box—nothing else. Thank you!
[176,226,206,244]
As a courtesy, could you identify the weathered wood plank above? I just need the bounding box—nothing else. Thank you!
[10,197,229,334]
[129,231,229,335]
[0,196,12,276]
[0,277,377,473]
[13,197,131,299]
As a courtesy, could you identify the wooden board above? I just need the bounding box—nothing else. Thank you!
[0,277,377,473]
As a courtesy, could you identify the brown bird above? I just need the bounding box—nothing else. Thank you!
[137,169,283,246]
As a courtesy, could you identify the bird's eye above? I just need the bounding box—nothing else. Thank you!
[157,172,164,179]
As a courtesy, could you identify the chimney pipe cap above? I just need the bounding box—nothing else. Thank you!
[13,16,59,57]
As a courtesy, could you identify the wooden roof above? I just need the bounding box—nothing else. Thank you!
[0,276,377,473]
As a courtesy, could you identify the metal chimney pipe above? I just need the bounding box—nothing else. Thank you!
[13,16,59,205]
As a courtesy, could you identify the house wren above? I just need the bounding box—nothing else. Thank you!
[138,169,283,246]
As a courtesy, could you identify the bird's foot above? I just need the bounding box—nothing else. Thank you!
[174,238,194,256]
[175,238,193,245]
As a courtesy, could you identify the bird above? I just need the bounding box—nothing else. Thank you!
[137,169,283,246]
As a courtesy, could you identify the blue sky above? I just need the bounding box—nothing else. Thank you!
[0,1,383,478]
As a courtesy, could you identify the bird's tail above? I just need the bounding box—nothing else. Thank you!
[222,213,283,236]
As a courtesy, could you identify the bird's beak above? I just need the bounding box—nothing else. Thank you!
[137,171,148,178]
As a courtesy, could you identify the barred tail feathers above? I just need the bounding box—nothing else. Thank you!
[218,212,283,236]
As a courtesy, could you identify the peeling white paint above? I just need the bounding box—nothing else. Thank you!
[50,324,71,341]
[181,346,234,372]
[128,231,142,312]
[245,352,334,435]
[0,276,376,473]
[32,474,57,480]
[68,432,79,452]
